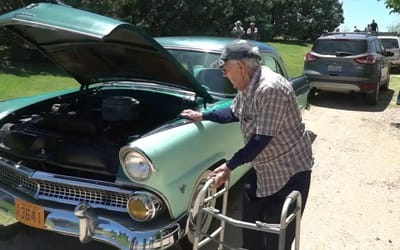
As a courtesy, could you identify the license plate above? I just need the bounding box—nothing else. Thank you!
[15,199,45,229]
[328,65,342,72]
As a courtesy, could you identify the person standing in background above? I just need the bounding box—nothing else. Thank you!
[246,22,259,40]
[370,19,378,32]
[232,20,245,38]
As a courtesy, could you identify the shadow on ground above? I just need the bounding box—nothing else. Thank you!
[308,88,395,112]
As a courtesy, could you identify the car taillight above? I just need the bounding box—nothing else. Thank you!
[354,55,376,64]
[304,52,319,62]
[305,52,319,62]
[361,83,375,91]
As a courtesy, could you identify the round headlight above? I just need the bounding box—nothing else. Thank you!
[127,192,163,222]
[120,149,153,181]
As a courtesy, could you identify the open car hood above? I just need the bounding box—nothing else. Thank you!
[0,3,213,102]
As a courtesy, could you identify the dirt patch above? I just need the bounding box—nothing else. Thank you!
[300,89,400,250]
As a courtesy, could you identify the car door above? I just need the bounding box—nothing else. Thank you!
[262,54,310,110]
[375,39,391,83]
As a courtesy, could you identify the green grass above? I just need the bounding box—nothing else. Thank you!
[0,74,78,100]
[391,76,400,90]
[0,201,17,226]
[0,41,312,100]
[389,76,400,106]
[269,41,313,78]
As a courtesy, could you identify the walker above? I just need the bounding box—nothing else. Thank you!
[191,178,302,250]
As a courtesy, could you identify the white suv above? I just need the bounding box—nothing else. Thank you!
[378,35,400,71]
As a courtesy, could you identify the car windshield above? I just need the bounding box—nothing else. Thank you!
[166,49,237,97]
[312,39,368,55]
[165,49,285,97]
[380,38,399,49]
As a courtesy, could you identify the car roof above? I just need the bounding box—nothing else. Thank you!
[378,36,400,39]
[155,36,279,54]
[317,32,377,40]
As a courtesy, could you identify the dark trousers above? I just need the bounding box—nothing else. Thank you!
[241,170,311,250]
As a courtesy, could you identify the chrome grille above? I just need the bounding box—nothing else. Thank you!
[0,164,37,195]
[0,159,131,212]
[37,182,129,210]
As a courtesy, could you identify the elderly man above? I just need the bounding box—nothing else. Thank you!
[180,40,313,250]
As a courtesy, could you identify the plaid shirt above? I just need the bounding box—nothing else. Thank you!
[231,66,313,197]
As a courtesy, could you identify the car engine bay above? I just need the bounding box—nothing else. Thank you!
[0,88,195,181]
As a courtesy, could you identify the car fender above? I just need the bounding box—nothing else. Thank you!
[120,119,250,218]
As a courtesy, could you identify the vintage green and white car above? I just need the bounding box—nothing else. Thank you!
[0,3,310,250]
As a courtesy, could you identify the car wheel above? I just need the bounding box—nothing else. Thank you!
[307,87,317,100]
[365,83,380,105]
[180,170,217,248]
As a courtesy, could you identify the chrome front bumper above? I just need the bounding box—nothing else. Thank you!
[0,185,185,250]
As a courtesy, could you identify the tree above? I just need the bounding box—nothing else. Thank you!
[0,0,344,42]
[388,23,400,33]
[257,0,343,41]
[384,0,400,13]
[298,0,344,40]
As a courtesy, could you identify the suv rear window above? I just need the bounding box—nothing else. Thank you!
[312,39,368,55]
[380,38,399,49]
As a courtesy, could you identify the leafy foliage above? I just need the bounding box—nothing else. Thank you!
[0,0,344,41]
[388,23,400,32]
[384,0,400,13]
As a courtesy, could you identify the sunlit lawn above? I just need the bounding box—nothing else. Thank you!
[0,74,78,100]
[0,42,312,101]
[269,41,312,78]
[389,75,400,105]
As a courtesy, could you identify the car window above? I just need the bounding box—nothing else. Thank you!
[373,39,384,54]
[261,54,283,75]
[370,39,378,53]
[167,50,221,74]
[167,49,236,96]
[312,39,368,55]
[167,49,286,97]
[380,38,399,49]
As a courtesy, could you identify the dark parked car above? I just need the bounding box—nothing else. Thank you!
[304,32,392,105]
[0,3,310,250]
